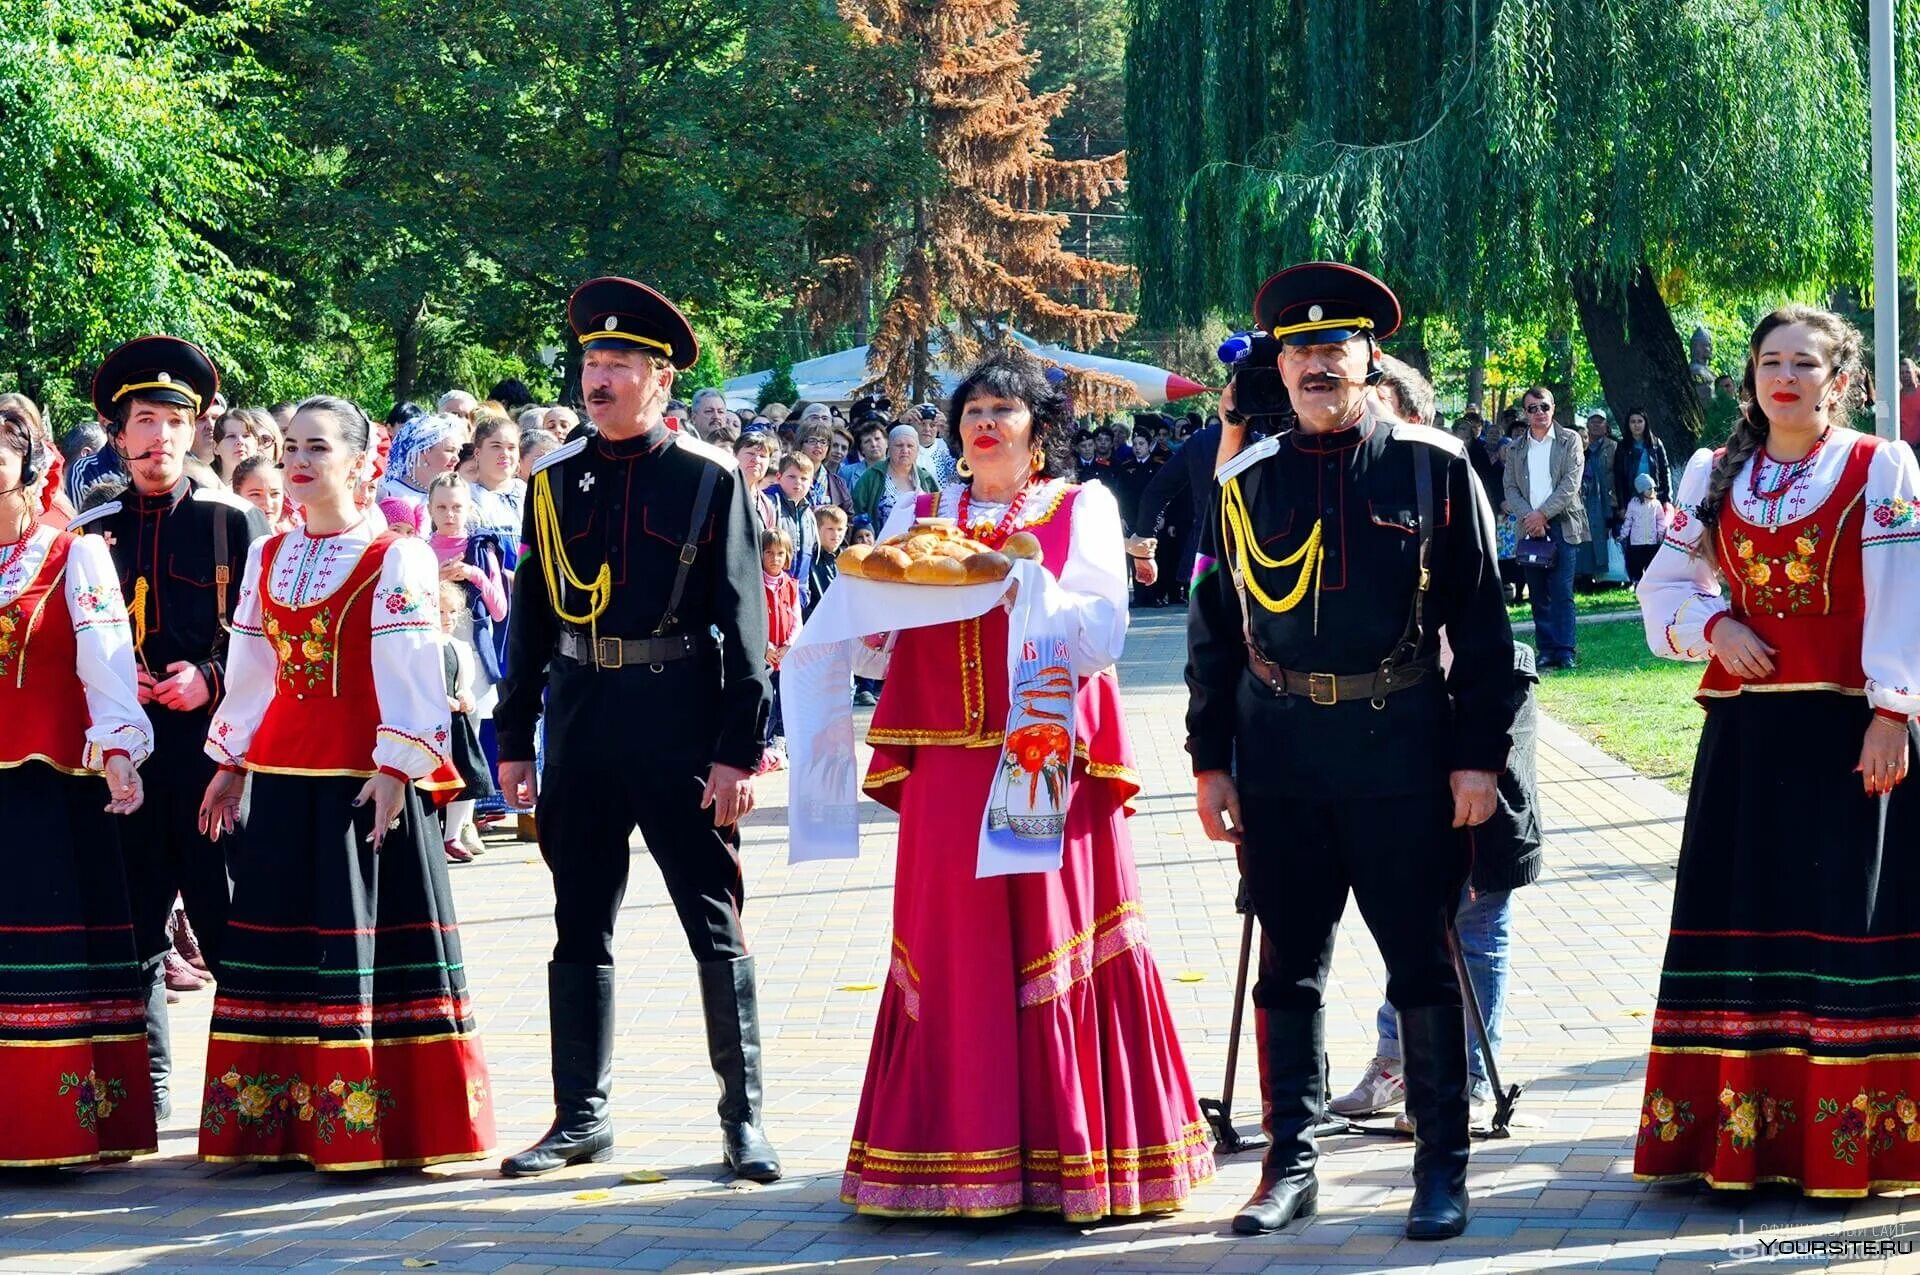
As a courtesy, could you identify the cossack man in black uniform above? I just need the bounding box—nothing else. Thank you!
[494,277,780,1181]
[1184,264,1516,1240]
[67,336,266,1120]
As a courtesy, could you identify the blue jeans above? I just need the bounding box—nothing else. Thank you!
[1522,521,1577,663]
[1375,885,1512,1096]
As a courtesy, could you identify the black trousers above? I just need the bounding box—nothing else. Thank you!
[536,755,748,968]
[119,715,232,970]
[1240,786,1468,1016]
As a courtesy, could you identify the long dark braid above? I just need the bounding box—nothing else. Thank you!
[1694,304,1863,548]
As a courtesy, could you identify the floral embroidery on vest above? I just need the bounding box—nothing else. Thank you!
[1729,526,1824,614]
[0,605,20,678]
[266,610,335,690]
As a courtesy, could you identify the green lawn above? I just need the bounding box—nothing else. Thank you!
[1505,587,1640,629]
[1530,618,1705,792]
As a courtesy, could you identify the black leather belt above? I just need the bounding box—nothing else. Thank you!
[1246,652,1436,706]
[557,630,705,670]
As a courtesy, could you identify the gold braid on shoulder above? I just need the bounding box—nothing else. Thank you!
[530,467,611,637]
[1220,474,1324,630]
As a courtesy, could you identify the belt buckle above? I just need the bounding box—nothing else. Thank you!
[595,636,624,670]
[1306,671,1338,706]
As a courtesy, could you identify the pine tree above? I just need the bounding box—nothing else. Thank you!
[835,0,1138,408]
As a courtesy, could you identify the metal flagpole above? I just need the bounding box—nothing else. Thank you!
[1870,0,1899,439]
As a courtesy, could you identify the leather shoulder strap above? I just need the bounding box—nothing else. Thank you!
[212,503,231,629]
[655,439,722,636]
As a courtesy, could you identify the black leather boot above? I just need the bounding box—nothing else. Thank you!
[501,963,615,1177]
[698,956,782,1182]
[1400,1004,1470,1240]
[1232,1006,1321,1234]
[143,957,172,1121]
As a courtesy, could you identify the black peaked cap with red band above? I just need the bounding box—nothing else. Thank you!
[1252,262,1402,346]
[568,276,699,370]
[90,335,220,419]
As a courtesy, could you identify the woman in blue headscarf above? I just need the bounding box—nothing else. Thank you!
[376,412,464,532]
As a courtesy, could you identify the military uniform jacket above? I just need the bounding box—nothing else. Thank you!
[69,476,266,751]
[1184,411,1516,799]
[495,423,771,771]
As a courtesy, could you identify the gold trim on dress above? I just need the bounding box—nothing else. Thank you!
[0,1146,155,1168]
[0,754,95,776]
[209,1029,479,1047]
[1647,1044,1920,1062]
[0,1032,145,1048]
[1020,901,1142,976]
[863,765,910,790]
[14,561,67,689]
[1632,1170,1920,1198]
[1698,682,1866,699]
[198,1148,492,1171]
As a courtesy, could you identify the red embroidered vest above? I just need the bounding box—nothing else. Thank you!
[241,531,396,776]
[864,485,1139,806]
[0,532,90,772]
[1700,433,1878,699]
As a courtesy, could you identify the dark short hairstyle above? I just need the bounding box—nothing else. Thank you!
[487,378,534,412]
[944,350,1074,480]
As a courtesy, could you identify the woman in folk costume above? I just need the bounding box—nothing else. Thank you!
[0,405,155,1166]
[1635,305,1920,1195]
[374,411,464,534]
[197,397,494,1170]
[841,352,1214,1220]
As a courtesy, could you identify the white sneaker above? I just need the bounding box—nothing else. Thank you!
[457,822,485,855]
[1328,1056,1405,1117]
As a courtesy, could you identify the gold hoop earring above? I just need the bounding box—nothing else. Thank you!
[1030,450,1044,473]
[955,456,973,479]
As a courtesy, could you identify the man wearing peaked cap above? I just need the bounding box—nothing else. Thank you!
[69,334,266,1123]
[1184,263,1515,1241]
[494,277,781,1181]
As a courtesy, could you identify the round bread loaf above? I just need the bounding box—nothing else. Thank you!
[963,551,1012,583]
[839,544,874,576]
[905,555,968,585]
[1002,531,1044,563]
[864,545,912,582]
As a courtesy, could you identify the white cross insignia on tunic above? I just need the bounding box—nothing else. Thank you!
[579,473,596,493]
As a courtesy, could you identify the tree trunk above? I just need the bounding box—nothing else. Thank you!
[392,299,424,407]
[1573,262,1703,460]
[1465,328,1487,414]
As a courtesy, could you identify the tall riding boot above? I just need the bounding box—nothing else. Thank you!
[143,957,172,1121]
[1400,1004,1471,1240]
[1232,1006,1322,1234]
[501,963,615,1176]
[698,956,782,1182]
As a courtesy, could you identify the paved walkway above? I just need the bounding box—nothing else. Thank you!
[3,611,1911,1273]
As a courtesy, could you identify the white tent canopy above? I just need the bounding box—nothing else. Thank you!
[720,330,1205,411]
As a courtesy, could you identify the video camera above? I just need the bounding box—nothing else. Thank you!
[1217,331,1293,426]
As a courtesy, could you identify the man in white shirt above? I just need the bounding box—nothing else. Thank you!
[1500,387,1588,668]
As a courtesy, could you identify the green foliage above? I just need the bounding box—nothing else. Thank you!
[1127,0,1920,336]
[3,0,920,417]
[0,0,285,416]
[757,362,800,411]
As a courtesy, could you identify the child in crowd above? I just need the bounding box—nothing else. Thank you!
[436,582,496,863]
[769,452,820,606]
[809,504,847,617]
[760,527,801,773]
[1620,471,1668,586]
[231,455,293,531]
[847,515,876,548]
[844,515,884,705]
[426,473,509,845]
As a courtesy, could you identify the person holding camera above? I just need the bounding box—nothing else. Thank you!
[1185,263,1515,1241]
[66,337,266,1123]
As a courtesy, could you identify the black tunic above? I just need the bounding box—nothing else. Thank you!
[495,423,771,772]
[1184,411,1516,799]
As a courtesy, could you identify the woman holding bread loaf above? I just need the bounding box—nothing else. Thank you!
[838,351,1214,1221]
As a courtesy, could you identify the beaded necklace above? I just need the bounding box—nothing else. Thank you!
[1749,427,1830,502]
[956,480,1037,548]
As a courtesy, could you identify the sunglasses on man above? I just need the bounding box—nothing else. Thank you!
[1524,403,1555,414]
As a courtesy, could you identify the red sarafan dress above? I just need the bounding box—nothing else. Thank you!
[841,478,1215,1221]
[0,526,156,1166]
[199,516,494,1169]
[1635,429,1920,1195]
